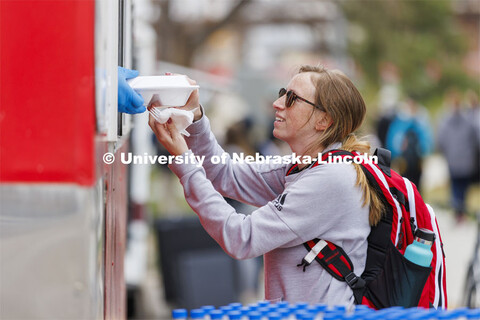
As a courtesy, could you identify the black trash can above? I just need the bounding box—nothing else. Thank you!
[155,216,239,309]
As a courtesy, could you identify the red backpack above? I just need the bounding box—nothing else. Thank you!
[295,149,447,309]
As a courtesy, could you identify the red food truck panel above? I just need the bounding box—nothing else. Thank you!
[0,0,96,186]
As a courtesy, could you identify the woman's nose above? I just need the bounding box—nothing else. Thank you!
[273,97,285,110]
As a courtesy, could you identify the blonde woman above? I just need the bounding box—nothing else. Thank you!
[149,66,382,306]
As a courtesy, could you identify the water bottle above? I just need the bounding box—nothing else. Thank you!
[228,311,242,320]
[313,304,327,313]
[404,228,435,267]
[240,307,251,320]
[258,307,270,318]
[202,305,215,319]
[267,312,281,320]
[300,314,314,320]
[466,308,480,319]
[277,308,290,319]
[202,305,216,314]
[294,310,309,320]
[322,312,343,320]
[210,310,224,320]
[287,305,299,320]
[449,308,469,320]
[354,305,371,312]
[191,309,206,320]
[353,308,374,319]
[268,305,279,313]
[305,306,318,318]
[331,305,346,314]
[173,309,188,320]
[248,311,262,320]
[221,306,234,315]
[230,303,243,310]
[248,304,259,312]
[295,303,308,310]
[276,302,289,309]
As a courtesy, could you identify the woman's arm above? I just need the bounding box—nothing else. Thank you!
[183,113,287,206]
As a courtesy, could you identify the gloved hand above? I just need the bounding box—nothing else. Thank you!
[118,66,145,114]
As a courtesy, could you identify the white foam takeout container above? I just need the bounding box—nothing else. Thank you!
[127,75,199,107]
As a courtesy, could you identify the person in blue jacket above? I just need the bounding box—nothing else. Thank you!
[117,66,145,114]
[385,98,432,188]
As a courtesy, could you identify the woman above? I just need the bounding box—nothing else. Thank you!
[149,65,383,306]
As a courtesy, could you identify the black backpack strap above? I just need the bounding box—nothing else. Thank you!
[298,239,366,304]
[373,148,391,177]
[390,187,407,207]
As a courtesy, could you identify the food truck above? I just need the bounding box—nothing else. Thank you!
[0,0,135,318]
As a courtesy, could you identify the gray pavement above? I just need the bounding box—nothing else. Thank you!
[435,208,477,308]
[422,154,479,308]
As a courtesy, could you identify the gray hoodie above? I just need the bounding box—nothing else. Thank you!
[168,115,370,306]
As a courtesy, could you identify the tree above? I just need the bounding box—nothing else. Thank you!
[154,0,251,66]
[340,0,475,104]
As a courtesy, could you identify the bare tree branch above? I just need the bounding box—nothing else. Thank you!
[190,0,253,49]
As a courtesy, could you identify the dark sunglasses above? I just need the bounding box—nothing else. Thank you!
[278,88,325,111]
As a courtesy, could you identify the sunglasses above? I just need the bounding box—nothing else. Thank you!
[278,88,325,111]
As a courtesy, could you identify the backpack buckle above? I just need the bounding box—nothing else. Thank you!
[344,272,365,289]
[297,258,311,272]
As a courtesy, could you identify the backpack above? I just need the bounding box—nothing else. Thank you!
[296,148,447,310]
[400,128,423,187]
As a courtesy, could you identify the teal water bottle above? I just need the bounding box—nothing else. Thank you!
[404,228,435,267]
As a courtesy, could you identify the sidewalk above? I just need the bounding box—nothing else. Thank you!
[422,154,479,307]
[435,208,477,308]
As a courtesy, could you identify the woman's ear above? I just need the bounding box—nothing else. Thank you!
[315,113,333,131]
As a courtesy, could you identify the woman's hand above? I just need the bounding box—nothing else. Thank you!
[165,72,203,121]
[148,112,188,156]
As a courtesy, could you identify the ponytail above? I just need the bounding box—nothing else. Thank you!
[342,134,384,226]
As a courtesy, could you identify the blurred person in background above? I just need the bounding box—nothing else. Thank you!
[224,118,256,156]
[376,62,401,148]
[148,65,383,306]
[437,89,479,223]
[465,90,480,185]
[385,97,433,189]
[376,105,396,149]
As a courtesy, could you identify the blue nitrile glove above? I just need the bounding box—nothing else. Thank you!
[118,66,146,114]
